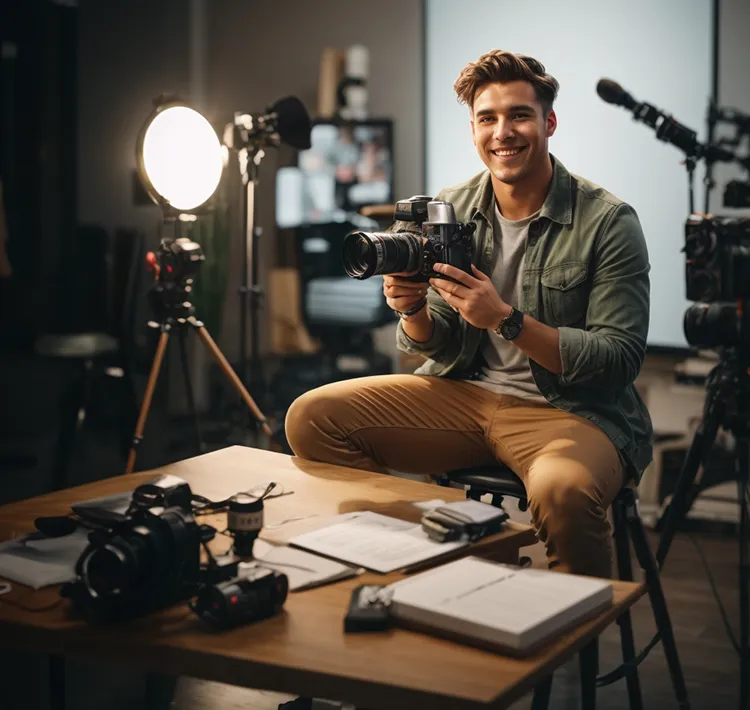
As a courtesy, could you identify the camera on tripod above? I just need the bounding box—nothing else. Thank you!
[60,478,288,629]
[342,196,475,282]
[146,236,206,322]
[683,214,750,348]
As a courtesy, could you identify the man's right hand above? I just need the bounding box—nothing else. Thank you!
[383,273,429,315]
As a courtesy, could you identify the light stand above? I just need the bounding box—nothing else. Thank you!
[222,98,312,437]
[236,138,271,411]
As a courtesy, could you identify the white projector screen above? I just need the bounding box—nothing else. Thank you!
[425,0,714,349]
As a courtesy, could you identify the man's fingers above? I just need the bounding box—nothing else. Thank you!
[429,277,469,300]
[432,285,465,307]
[434,263,478,287]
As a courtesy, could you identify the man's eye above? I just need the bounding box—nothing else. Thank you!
[513,114,530,120]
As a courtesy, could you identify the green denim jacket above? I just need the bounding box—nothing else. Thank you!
[395,156,654,480]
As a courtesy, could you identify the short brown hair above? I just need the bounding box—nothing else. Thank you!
[453,50,559,115]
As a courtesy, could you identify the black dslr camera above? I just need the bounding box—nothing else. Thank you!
[342,196,475,282]
[683,214,750,348]
[60,478,288,628]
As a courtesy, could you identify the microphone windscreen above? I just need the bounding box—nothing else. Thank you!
[272,96,312,150]
[596,78,627,105]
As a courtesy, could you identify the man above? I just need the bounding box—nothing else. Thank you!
[285,50,652,579]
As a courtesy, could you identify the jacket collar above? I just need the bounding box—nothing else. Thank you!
[470,154,573,226]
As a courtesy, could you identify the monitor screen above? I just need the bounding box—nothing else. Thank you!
[276,120,394,229]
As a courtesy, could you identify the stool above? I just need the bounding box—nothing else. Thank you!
[439,463,690,710]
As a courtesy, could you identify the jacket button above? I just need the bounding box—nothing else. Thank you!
[522,284,530,291]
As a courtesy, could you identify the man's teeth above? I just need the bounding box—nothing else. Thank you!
[493,147,524,156]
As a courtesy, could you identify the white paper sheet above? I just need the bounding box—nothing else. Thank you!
[288,511,468,573]
[0,530,90,589]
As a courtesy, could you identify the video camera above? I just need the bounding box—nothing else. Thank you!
[342,196,475,282]
[60,478,288,629]
[682,214,750,348]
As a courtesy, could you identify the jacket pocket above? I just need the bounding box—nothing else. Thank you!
[540,262,589,326]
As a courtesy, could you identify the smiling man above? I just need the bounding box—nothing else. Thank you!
[285,50,653,579]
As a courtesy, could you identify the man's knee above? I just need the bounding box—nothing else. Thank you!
[528,466,602,528]
[285,386,338,458]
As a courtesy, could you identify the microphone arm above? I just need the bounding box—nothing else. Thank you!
[596,78,735,164]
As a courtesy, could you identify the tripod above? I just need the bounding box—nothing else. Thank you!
[126,278,272,475]
[655,345,749,710]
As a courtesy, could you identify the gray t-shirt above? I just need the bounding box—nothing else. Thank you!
[465,204,546,403]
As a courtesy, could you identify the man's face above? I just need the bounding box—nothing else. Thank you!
[470,80,557,186]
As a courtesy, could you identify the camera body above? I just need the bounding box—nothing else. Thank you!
[147,237,206,321]
[342,195,475,282]
[684,214,750,302]
[683,214,750,348]
[61,501,204,623]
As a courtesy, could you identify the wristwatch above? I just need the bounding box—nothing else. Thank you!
[494,307,524,341]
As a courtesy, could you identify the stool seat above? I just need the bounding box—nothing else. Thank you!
[445,463,527,499]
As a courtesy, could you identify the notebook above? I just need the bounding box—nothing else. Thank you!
[386,556,613,655]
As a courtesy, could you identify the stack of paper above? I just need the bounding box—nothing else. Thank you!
[247,539,361,591]
[386,556,613,655]
[288,511,468,573]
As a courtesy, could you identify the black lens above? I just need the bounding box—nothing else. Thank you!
[683,302,740,348]
[342,232,422,279]
[84,545,132,596]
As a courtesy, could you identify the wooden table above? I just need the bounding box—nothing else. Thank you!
[0,446,645,710]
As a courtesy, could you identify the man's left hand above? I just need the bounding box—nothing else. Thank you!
[429,263,511,330]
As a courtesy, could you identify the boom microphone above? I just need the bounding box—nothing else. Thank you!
[596,78,735,164]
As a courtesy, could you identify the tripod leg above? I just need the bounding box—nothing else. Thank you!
[624,490,690,709]
[190,319,273,440]
[612,498,644,710]
[177,327,205,457]
[738,443,749,710]
[126,329,170,474]
[656,385,724,568]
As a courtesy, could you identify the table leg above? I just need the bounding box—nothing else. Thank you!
[49,655,66,710]
[580,638,599,710]
[531,674,553,710]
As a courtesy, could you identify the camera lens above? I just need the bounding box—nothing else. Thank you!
[342,231,422,279]
[683,302,740,348]
[228,494,264,558]
[83,543,136,596]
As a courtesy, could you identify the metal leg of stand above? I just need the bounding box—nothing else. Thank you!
[126,328,170,474]
[623,490,691,709]
[737,444,749,710]
[49,655,65,710]
[530,675,552,710]
[191,319,273,440]
[580,638,598,710]
[177,327,204,456]
[612,498,644,710]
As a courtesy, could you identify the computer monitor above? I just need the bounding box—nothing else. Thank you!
[276,119,394,229]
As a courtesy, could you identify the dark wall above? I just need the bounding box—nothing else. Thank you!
[77,0,190,240]
[0,0,77,336]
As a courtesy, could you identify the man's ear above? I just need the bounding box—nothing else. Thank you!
[470,119,476,146]
[546,109,557,138]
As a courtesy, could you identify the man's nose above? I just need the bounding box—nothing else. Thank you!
[494,118,515,142]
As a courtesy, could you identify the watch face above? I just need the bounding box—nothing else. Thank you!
[500,309,523,340]
[501,321,521,340]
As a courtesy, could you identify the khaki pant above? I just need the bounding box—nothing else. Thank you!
[285,375,624,578]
